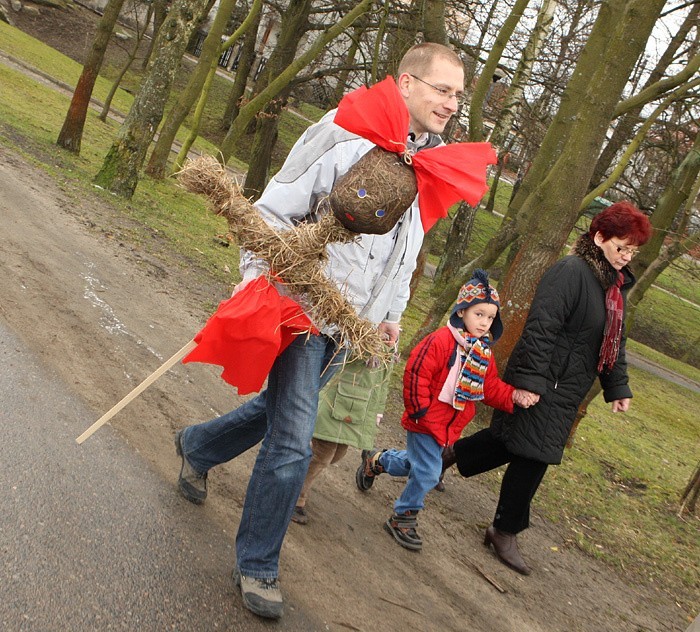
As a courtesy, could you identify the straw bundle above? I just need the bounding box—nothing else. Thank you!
[178,155,392,361]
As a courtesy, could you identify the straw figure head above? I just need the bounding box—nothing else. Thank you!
[326,147,417,235]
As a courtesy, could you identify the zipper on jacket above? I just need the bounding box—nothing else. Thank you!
[444,410,459,447]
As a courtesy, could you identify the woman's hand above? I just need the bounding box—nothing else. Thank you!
[611,398,630,412]
[513,389,540,408]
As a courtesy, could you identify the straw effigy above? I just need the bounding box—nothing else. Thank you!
[178,155,396,361]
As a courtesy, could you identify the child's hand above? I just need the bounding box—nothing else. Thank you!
[513,389,540,408]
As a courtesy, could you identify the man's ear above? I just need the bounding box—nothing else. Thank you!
[397,72,411,98]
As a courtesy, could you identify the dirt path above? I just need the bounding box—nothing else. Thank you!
[0,139,690,631]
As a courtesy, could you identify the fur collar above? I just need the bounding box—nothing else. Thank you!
[571,233,618,290]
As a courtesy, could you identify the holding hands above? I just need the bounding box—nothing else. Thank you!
[513,388,540,408]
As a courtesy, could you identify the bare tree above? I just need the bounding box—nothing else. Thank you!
[144,0,242,179]
[56,0,127,153]
[217,0,373,164]
[93,0,211,198]
[409,0,667,350]
[99,0,154,122]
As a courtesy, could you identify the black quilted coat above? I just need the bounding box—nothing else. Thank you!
[490,234,635,464]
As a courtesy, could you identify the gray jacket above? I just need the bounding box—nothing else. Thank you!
[240,110,435,328]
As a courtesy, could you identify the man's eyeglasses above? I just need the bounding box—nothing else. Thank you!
[609,239,640,258]
[409,74,466,106]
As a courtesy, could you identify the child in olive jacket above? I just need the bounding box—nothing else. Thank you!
[355,270,536,550]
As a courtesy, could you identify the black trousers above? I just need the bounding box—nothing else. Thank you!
[454,427,548,534]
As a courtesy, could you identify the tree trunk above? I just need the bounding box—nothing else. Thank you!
[218,0,373,164]
[141,0,168,70]
[145,0,238,179]
[383,0,423,78]
[488,0,557,151]
[241,0,314,200]
[94,0,210,198]
[632,131,700,274]
[679,461,700,516]
[56,0,127,153]
[329,22,365,108]
[99,1,152,123]
[222,11,262,128]
[468,0,530,142]
[434,202,476,283]
[423,0,448,45]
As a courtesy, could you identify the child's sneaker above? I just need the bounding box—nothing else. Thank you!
[384,510,422,551]
[355,449,384,491]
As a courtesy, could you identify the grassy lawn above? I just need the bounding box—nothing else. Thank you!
[1,19,698,614]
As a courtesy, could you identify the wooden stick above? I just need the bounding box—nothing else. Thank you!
[460,555,507,593]
[76,339,197,444]
[378,596,424,616]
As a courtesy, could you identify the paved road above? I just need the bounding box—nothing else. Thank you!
[0,321,315,631]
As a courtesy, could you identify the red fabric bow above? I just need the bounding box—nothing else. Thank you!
[334,77,497,232]
[182,277,316,394]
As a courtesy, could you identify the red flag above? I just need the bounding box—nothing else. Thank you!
[333,79,496,233]
[182,277,316,394]
[413,142,497,232]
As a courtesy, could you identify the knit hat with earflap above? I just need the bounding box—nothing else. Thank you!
[449,269,503,342]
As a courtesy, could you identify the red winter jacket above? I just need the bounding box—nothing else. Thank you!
[402,326,514,446]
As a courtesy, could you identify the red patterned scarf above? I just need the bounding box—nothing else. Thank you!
[597,271,625,373]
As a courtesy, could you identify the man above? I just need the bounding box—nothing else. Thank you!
[174,42,465,620]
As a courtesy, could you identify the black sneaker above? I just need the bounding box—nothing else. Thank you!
[175,430,207,504]
[355,449,384,492]
[233,568,284,619]
[384,511,423,551]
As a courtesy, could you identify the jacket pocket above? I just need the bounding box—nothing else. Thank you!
[331,379,372,424]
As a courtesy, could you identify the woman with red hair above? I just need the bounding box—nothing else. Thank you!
[443,201,652,575]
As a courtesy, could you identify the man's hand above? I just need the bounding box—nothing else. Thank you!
[378,321,400,345]
[611,398,630,412]
[513,388,540,408]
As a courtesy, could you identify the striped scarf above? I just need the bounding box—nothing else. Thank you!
[441,322,491,409]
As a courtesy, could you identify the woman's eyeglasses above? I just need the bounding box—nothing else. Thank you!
[610,239,640,257]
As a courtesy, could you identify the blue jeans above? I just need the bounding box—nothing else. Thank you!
[180,333,343,578]
[380,431,443,514]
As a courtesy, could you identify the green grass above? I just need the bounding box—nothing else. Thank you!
[630,284,700,368]
[653,256,700,305]
[627,338,700,385]
[1,19,698,615]
[536,367,699,609]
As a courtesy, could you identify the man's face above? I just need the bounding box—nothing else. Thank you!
[398,59,465,136]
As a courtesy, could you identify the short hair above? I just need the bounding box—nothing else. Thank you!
[397,43,463,77]
[589,201,652,245]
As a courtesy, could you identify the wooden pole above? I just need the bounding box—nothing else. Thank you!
[76,339,197,444]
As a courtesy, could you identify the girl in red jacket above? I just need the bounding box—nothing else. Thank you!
[355,270,538,551]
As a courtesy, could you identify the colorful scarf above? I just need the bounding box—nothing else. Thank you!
[438,323,491,409]
[597,271,625,373]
